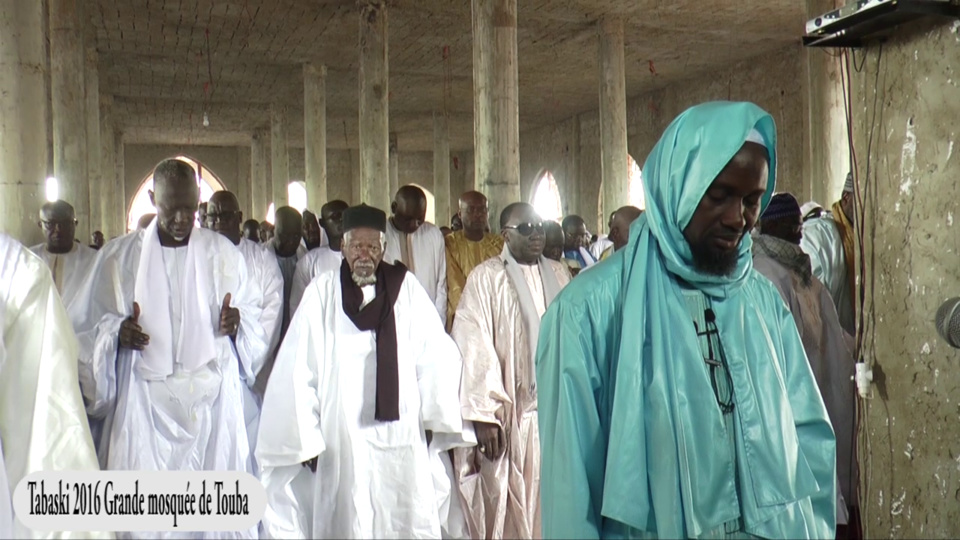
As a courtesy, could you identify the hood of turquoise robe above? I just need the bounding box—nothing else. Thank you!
[536,101,836,539]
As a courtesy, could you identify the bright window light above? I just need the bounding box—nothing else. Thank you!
[628,155,646,210]
[288,182,307,213]
[265,203,275,225]
[532,171,563,222]
[45,177,59,202]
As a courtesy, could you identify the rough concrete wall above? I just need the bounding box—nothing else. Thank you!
[518,45,805,233]
[123,144,242,208]
[519,116,581,220]
[450,151,475,200]
[625,45,805,198]
[852,21,960,539]
[288,147,305,181]
[398,151,434,192]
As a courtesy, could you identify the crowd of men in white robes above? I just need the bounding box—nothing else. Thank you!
[1,101,862,540]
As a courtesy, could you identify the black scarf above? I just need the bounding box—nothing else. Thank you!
[339,258,407,422]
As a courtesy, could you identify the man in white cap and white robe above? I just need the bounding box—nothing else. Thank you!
[30,200,97,311]
[452,202,571,539]
[256,204,474,539]
[70,158,260,539]
[0,233,109,539]
[800,173,857,334]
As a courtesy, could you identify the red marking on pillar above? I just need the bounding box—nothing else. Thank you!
[453,157,460,170]
[648,60,657,76]
[442,45,450,59]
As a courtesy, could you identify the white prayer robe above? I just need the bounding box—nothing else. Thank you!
[235,238,284,463]
[753,252,857,514]
[29,242,97,311]
[256,269,474,539]
[69,227,261,539]
[800,214,854,334]
[288,246,342,319]
[385,221,448,321]
[0,234,109,539]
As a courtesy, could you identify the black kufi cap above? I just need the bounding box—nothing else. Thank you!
[343,204,387,233]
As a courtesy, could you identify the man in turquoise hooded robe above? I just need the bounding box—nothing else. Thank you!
[536,101,837,539]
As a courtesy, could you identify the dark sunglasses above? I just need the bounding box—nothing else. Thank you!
[503,222,544,236]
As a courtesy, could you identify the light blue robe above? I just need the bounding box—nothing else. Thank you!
[536,101,837,539]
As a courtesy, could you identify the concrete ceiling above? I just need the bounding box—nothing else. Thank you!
[92,0,804,151]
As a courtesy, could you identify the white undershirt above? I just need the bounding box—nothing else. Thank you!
[361,284,376,309]
[161,246,188,351]
[519,264,546,317]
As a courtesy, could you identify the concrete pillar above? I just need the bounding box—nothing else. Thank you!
[433,112,451,227]
[304,63,328,210]
[472,0,520,231]
[350,148,362,204]
[802,0,850,205]
[114,130,125,232]
[0,1,48,244]
[389,132,399,197]
[50,0,90,240]
[85,47,102,236]
[358,1,390,211]
[270,103,289,208]
[598,17,628,233]
[236,146,252,219]
[99,95,117,238]
[251,130,269,221]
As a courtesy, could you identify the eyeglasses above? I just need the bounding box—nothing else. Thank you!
[503,222,544,236]
[40,219,77,230]
[694,308,735,415]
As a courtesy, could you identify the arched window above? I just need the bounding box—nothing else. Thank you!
[532,171,563,222]
[628,155,646,210]
[126,155,225,232]
[263,182,310,224]
[405,183,436,225]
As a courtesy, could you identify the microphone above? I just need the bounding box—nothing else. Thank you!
[935,297,960,348]
[704,308,716,323]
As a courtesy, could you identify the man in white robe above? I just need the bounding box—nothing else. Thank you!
[69,159,259,539]
[256,204,474,540]
[0,233,110,539]
[289,200,348,318]
[206,190,283,464]
[452,203,571,539]
[560,215,596,276]
[753,193,857,531]
[267,206,303,341]
[384,186,448,321]
[800,174,856,334]
[29,200,97,311]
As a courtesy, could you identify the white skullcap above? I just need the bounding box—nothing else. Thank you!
[745,128,767,148]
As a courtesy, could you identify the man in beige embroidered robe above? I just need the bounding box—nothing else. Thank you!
[452,203,571,539]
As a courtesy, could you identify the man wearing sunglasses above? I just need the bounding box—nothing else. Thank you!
[451,202,570,539]
[537,102,836,539]
[29,200,97,312]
